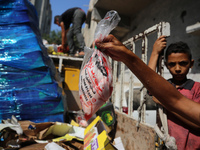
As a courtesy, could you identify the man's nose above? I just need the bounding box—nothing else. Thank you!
[175,64,181,73]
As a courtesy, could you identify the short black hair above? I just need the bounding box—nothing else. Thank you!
[165,41,192,62]
[54,15,60,24]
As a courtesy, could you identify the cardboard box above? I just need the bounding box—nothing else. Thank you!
[19,121,84,149]
[42,122,85,142]
[96,102,116,127]
[84,116,117,150]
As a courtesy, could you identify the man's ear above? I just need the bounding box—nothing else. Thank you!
[190,59,194,68]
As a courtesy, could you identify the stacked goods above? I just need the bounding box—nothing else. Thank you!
[0,0,64,122]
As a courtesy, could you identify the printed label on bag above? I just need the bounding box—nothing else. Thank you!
[79,49,113,120]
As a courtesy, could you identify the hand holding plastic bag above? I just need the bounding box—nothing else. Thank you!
[79,10,121,121]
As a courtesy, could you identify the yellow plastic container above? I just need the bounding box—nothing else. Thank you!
[64,68,80,91]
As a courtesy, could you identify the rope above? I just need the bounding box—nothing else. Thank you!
[154,106,177,150]
[136,86,147,128]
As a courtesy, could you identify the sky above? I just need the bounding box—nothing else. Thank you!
[50,0,90,31]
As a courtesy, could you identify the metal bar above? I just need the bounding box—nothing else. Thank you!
[49,54,84,61]
[143,35,148,122]
[112,60,118,107]
[140,35,148,123]
[128,41,135,116]
[120,62,125,112]
[158,22,170,76]
[58,58,63,73]
[49,54,84,73]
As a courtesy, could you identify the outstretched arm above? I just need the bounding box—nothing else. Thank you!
[153,96,200,129]
[95,34,200,126]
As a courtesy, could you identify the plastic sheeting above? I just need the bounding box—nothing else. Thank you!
[0,0,64,122]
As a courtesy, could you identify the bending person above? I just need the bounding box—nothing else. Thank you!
[54,7,86,57]
[95,34,200,127]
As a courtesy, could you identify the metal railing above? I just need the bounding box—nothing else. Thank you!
[111,22,170,124]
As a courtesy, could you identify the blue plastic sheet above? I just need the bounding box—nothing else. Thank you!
[0,0,64,122]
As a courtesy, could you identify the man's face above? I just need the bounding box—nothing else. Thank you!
[166,53,194,81]
[55,19,60,26]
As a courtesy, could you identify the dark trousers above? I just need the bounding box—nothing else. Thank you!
[67,9,86,54]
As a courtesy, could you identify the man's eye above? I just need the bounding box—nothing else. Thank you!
[167,63,175,67]
[179,61,188,66]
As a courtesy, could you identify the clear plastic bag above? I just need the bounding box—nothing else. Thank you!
[79,10,121,120]
[94,10,121,41]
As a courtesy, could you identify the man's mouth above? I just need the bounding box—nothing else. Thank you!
[174,74,184,79]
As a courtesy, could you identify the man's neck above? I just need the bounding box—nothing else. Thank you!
[172,78,188,88]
